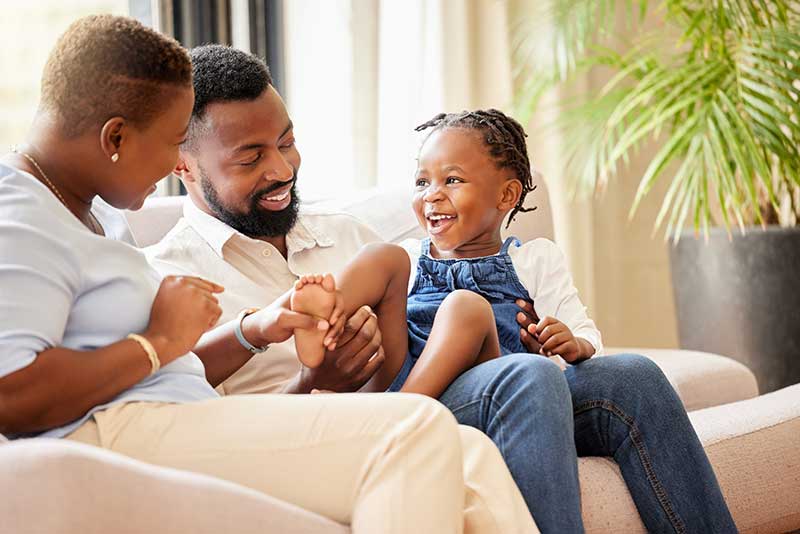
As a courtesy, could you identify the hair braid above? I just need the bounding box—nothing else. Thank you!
[414,109,537,228]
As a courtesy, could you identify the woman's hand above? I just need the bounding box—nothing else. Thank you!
[145,275,224,363]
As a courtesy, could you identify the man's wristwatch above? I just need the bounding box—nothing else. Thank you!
[234,307,270,354]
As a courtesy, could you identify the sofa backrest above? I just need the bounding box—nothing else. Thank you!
[125,183,554,248]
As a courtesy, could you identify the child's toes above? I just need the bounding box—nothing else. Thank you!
[321,273,336,292]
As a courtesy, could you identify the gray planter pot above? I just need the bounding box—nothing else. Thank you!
[669,225,800,393]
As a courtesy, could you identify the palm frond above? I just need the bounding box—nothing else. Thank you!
[513,0,800,239]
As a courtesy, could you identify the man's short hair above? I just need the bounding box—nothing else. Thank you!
[40,15,192,138]
[185,45,273,148]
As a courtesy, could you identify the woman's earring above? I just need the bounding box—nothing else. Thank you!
[111,153,119,163]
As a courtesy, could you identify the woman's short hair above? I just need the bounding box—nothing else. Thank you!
[40,14,192,137]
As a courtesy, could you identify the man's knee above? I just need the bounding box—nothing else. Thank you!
[603,354,670,388]
[489,354,570,404]
[594,354,682,407]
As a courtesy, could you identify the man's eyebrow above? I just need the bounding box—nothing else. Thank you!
[229,121,293,153]
[279,120,294,139]
[231,142,265,154]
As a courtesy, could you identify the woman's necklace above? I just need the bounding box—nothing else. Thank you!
[10,146,104,235]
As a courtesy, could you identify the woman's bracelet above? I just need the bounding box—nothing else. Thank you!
[127,333,161,375]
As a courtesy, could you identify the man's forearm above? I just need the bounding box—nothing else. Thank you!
[193,314,270,387]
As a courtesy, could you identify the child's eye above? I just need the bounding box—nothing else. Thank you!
[415,178,429,187]
[279,140,295,151]
[446,176,463,184]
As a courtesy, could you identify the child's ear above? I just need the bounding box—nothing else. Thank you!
[499,179,523,210]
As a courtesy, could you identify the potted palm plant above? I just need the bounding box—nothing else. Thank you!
[513,1,800,392]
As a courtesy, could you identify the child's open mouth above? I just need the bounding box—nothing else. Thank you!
[426,213,457,235]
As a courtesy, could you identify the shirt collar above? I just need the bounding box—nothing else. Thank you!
[182,198,335,258]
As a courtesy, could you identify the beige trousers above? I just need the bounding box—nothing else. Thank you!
[66,393,538,534]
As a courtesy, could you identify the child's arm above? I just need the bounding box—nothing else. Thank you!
[510,239,603,360]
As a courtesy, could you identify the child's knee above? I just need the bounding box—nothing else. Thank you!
[358,243,410,278]
[441,290,493,322]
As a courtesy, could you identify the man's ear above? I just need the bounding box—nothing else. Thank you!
[174,153,197,184]
[499,179,523,211]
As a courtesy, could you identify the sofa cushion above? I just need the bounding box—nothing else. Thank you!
[579,383,800,534]
[606,348,759,411]
[0,439,349,534]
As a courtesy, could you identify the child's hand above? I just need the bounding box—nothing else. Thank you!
[535,316,593,363]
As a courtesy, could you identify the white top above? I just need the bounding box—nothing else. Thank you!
[399,238,604,355]
[0,163,217,439]
[145,198,382,394]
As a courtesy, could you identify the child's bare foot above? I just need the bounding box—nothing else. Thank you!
[291,273,337,368]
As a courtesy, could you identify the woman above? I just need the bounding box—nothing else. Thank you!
[0,15,536,533]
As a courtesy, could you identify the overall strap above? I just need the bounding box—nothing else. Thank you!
[499,236,521,256]
[420,237,432,256]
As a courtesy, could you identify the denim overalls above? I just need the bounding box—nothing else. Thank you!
[389,236,533,391]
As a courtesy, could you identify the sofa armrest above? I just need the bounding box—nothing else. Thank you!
[579,384,800,534]
[688,384,800,534]
[0,439,349,534]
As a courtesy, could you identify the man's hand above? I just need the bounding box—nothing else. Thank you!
[295,305,385,393]
[515,299,543,354]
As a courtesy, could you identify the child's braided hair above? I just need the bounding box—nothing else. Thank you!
[415,109,538,228]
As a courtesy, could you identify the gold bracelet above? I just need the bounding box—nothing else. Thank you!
[127,333,161,375]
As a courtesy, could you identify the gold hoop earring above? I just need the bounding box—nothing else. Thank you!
[111,153,119,163]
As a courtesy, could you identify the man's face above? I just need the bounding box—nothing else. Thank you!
[182,86,301,237]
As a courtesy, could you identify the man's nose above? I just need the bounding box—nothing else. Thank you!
[265,150,294,182]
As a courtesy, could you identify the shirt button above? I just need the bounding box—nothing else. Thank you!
[262,248,272,257]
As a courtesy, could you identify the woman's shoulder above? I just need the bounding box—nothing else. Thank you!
[0,163,64,225]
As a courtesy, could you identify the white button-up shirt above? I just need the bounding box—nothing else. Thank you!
[145,199,382,394]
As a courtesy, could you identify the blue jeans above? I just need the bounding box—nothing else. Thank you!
[438,353,738,534]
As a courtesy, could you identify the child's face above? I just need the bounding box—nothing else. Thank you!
[413,128,517,255]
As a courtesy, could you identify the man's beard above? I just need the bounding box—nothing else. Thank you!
[199,166,300,238]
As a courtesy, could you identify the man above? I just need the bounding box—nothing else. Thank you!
[148,45,737,533]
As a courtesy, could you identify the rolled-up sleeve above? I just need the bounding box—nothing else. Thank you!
[0,208,78,377]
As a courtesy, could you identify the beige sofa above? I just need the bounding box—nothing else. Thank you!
[2,186,799,533]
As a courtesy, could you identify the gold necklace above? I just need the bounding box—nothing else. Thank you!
[10,146,103,235]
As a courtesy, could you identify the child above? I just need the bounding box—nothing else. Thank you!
[291,109,602,398]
